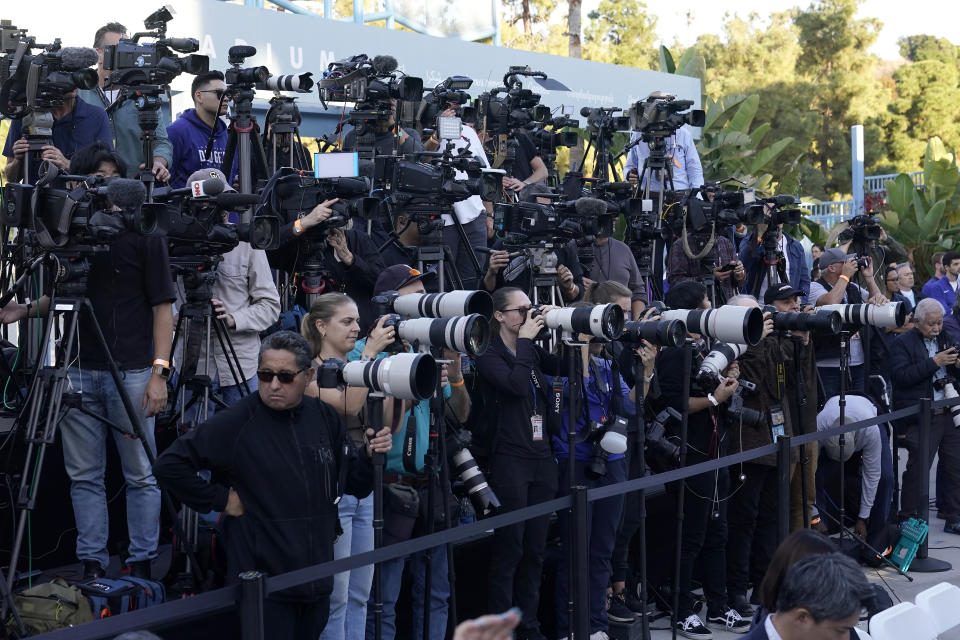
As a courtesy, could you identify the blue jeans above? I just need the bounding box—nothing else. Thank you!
[365,544,450,640]
[181,372,256,425]
[61,367,160,568]
[320,493,374,640]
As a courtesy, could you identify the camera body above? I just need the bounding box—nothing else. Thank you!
[726,379,763,428]
[0,42,99,118]
[585,414,629,479]
[646,408,681,471]
[848,214,883,242]
[628,94,705,140]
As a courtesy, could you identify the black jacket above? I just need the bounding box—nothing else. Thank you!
[153,393,373,602]
[891,328,957,431]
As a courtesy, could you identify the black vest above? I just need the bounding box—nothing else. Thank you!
[814,277,864,361]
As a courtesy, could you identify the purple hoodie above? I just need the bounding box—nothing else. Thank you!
[167,108,237,188]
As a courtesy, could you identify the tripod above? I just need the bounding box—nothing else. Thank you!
[220,85,269,199]
[748,227,787,300]
[114,85,167,202]
[264,97,312,174]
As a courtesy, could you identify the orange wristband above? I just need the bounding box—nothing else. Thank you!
[838,274,850,283]
[449,378,465,387]
[294,219,304,235]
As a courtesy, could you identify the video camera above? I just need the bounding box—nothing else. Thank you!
[494,195,613,248]
[473,66,551,137]
[102,6,209,88]
[740,194,803,227]
[581,106,630,134]
[317,53,422,116]
[417,75,475,132]
[846,214,883,243]
[0,36,98,118]
[628,93,705,141]
[677,186,757,234]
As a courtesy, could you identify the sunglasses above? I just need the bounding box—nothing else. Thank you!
[256,367,308,384]
[198,89,226,100]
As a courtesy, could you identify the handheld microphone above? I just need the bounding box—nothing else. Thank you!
[153,179,226,201]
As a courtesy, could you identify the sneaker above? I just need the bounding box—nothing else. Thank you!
[81,560,105,579]
[607,592,637,623]
[677,614,713,639]
[589,633,610,640]
[707,609,751,634]
[624,588,649,615]
[945,521,960,535]
[730,592,755,618]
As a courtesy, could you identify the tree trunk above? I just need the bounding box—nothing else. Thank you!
[522,0,533,36]
[568,0,582,58]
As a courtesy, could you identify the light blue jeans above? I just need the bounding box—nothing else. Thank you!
[61,367,160,569]
[320,493,375,640]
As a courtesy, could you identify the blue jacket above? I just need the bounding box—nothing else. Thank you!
[738,233,811,300]
[740,617,770,640]
[166,108,235,188]
[78,88,173,179]
[2,98,112,162]
[921,275,957,316]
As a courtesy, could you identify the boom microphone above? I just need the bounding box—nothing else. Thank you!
[215,192,261,208]
[372,55,398,74]
[60,47,100,70]
[579,107,593,117]
[573,197,609,218]
[106,179,147,210]
[153,179,225,201]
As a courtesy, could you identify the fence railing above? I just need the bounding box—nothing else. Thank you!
[802,170,926,230]
[32,395,948,640]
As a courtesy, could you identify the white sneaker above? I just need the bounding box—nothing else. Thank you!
[706,608,751,634]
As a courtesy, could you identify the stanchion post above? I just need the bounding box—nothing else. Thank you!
[776,435,792,545]
[573,485,590,640]
[918,397,932,561]
[239,570,265,640]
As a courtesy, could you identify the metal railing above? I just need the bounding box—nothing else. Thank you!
[801,171,926,230]
[33,396,949,640]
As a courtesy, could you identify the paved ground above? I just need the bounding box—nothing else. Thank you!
[647,457,960,640]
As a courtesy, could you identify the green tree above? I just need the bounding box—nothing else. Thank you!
[583,0,658,69]
[898,34,960,65]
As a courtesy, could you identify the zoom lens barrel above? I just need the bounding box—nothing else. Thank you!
[391,290,494,320]
[395,315,490,357]
[763,307,842,334]
[696,342,747,390]
[619,319,686,347]
[451,449,501,516]
[816,302,906,328]
[542,303,624,340]
[660,306,763,346]
[319,353,436,401]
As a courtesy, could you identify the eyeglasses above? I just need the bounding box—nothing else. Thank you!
[500,307,532,315]
[256,368,308,384]
[198,89,226,100]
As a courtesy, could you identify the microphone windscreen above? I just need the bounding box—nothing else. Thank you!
[372,55,398,74]
[216,192,261,208]
[106,179,147,210]
[60,47,99,70]
[574,197,609,218]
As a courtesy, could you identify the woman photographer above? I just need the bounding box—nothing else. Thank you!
[552,300,640,638]
[476,287,561,640]
[300,293,395,640]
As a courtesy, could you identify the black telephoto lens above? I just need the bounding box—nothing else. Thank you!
[619,319,686,347]
[763,306,842,334]
[450,448,501,516]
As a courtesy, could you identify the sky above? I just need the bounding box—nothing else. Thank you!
[580,0,959,61]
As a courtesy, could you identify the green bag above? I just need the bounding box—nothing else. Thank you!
[7,577,93,634]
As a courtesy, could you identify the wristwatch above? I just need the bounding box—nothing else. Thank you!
[152,358,172,379]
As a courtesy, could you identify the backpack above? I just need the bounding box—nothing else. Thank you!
[6,577,93,634]
[78,576,166,619]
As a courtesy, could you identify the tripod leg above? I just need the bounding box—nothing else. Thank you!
[212,316,250,395]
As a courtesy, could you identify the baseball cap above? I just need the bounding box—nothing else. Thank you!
[764,282,803,305]
[819,247,850,269]
[374,264,433,295]
[187,168,236,193]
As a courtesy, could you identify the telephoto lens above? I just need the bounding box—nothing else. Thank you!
[450,449,502,516]
[619,318,686,347]
[762,306,842,334]
[936,380,960,428]
[385,314,490,357]
[316,353,437,401]
[660,306,764,346]
[696,342,747,391]
[816,302,907,328]
[380,290,494,320]
[542,303,625,340]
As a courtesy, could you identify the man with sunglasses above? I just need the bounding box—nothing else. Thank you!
[154,330,393,639]
[167,70,236,188]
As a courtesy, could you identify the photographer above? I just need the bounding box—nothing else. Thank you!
[808,248,887,397]
[262,98,313,173]
[355,266,471,640]
[153,331,392,639]
[722,294,787,623]
[737,218,810,301]
[890,298,960,534]
[80,22,172,182]
[3,88,113,184]
[653,281,750,636]
[666,230,745,304]
[484,184,585,302]
[271,197,385,331]
[476,287,562,640]
[553,302,637,638]
[0,141,174,579]
[583,234,648,318]
[299,292,397,640]
[167,70,234,188]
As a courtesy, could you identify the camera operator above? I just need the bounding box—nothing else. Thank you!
[262,99,313,173]
[298,292,397,640]
[166,70,235,188]
[764,284,821,531]
[176,168,280,409]
[624,94,703,192]
[553,302,638,638]
[921,250,960,315]
[0,141,174,579]
[721,294,787,622]
[890,298,960,534]
[582,233,648,318]
[3,87,113,184]
[354,266,470,640]
[483,184,585,302]
[491,130,548,192]
[80,22,172,182]
[476,286,562,640]
[808,248,887,396]
[153,331,392,639]
[666,229,745,305]
[341,98,423,157]
[653,280,750,636]
[738,217,810,301]
[272,198,385,331]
